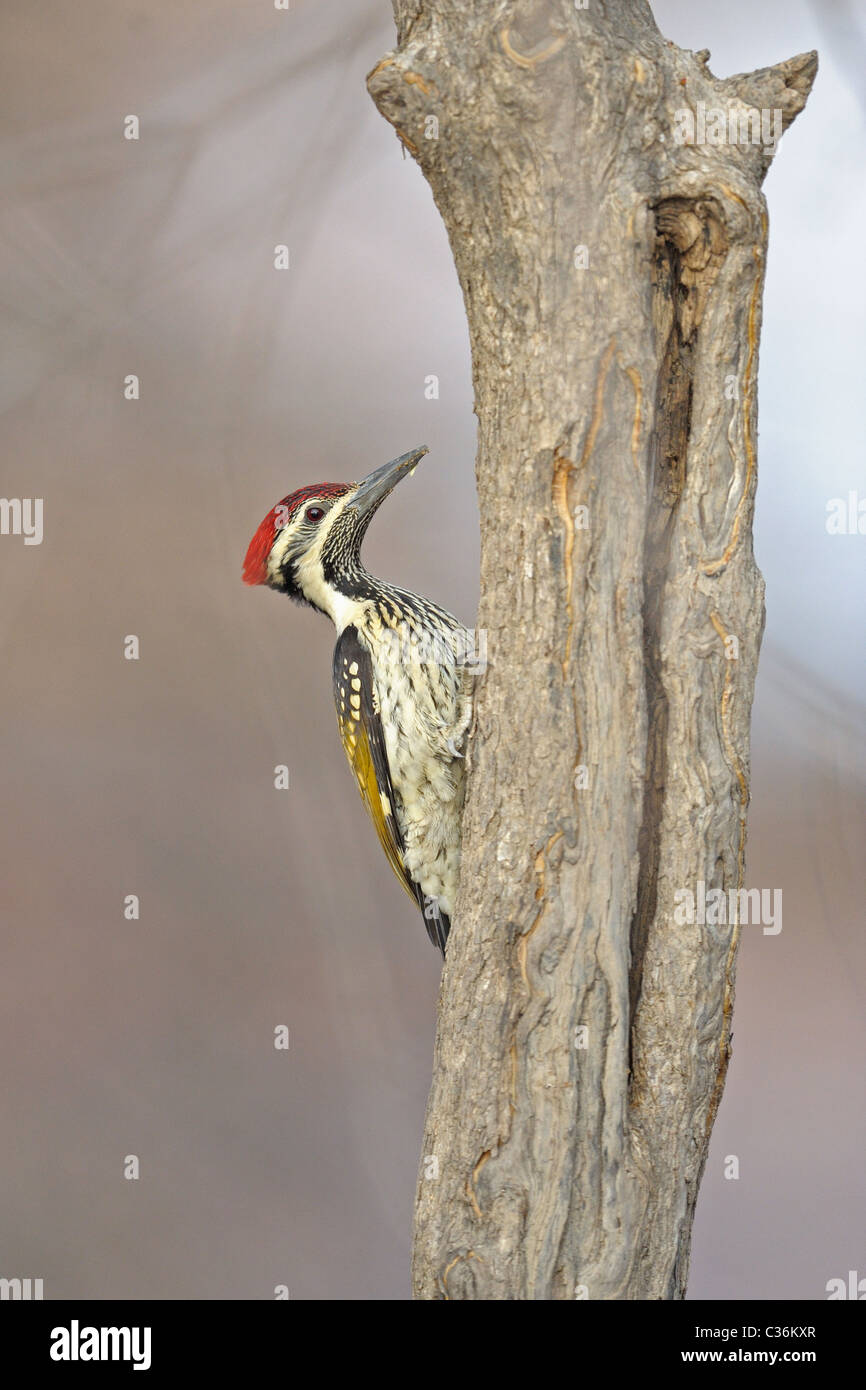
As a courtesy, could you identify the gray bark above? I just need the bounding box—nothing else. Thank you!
[368,0,815,1300]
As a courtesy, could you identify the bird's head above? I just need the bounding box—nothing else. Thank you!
[242,446,429,619]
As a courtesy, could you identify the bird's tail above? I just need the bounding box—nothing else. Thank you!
[422,897,450,957]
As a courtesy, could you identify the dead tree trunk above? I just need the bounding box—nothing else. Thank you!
[369,0,815,1300]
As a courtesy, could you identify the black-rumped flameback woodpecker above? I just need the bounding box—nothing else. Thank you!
[242,447,473,955]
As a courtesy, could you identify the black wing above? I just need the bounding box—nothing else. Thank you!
[333,625,449,954]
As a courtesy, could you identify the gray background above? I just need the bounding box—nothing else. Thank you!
[0,0,863,1299]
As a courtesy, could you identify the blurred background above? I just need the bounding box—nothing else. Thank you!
[0,0,863,1300]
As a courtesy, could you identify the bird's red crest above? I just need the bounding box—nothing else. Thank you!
[242,483,351,585]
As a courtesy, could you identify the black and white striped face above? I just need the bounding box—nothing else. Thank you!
[242,447,430,624]
[244,483,357,613]
[271,489,359,615]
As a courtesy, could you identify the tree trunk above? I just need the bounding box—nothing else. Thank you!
[368,0,815,1300]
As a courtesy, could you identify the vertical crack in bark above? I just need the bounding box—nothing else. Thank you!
[552,450,576,682]
[702,610,749,1136]
[628,199,729,1055]
[701,222,766,576]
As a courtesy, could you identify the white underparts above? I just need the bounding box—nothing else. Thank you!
[365,611,473,917]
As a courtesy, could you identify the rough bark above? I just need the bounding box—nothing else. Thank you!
[368,0,815,1300]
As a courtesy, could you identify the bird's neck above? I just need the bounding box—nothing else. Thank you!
[303,554,393,634]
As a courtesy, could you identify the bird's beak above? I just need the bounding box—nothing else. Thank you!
[348,446,429,520]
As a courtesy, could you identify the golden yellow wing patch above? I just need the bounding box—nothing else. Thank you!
[333,627,419,908]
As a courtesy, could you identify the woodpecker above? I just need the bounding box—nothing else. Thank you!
[243,447,473,955]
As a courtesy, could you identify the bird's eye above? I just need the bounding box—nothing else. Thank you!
[305,505,326,523]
